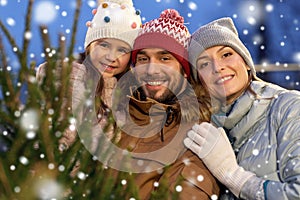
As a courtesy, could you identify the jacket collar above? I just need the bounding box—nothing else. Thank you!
[212,81,283,149]
[129,85,200,123]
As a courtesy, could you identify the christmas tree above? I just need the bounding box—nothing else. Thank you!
[0,0,144,199]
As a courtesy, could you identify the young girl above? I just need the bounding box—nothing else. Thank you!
[36,0,141,152]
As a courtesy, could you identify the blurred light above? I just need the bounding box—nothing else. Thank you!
[293,52,300,63]
[0,0,7,6]
[265,4,274,12]
[6,18,15,26]
[249,5,255,12]
[247,17,256,25]
[188,1,197,11]
[87,0,97,8]
[34,1,57,24]
[61,11,67,17]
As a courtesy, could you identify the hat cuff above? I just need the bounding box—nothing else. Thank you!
[132,32,190,76]
[84,28,140,49]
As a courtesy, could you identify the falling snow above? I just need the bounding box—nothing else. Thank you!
[0,0,299,198]
[20,109,40,131]
[34,179,63,199]
[33,1,57,24]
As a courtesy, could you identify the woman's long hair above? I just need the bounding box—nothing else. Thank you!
[188,72,215,123]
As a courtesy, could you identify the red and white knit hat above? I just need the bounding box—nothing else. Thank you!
[132,9,191,77]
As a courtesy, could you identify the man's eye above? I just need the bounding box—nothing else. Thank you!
[161,56,171,61]
[136,56,148,62]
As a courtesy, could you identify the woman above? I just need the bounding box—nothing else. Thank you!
[185,17,300,200]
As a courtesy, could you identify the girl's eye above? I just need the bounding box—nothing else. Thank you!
[99,42,109,48]
[118,48,130,54]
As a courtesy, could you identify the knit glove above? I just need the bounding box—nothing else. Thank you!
[183,122,255,197]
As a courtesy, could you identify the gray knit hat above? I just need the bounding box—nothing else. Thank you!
[189,17,257,80]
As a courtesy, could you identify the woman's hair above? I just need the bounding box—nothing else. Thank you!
[188,73,215,122]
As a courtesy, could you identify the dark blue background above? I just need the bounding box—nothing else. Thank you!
[0,0,299,90]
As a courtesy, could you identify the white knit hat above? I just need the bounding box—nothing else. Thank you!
[84,0,142,49]
[132,9,191,77]
[189,17,258,80]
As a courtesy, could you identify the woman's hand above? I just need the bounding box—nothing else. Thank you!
[184,122,255,197]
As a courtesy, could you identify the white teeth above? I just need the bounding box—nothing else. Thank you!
[101,63,115,69]
[217,76,231,84]
[147,81,163,86]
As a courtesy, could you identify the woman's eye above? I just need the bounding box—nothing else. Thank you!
[223,52,232,58]
[197,61,210,69]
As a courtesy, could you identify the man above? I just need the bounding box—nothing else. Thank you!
[106,9,220,200]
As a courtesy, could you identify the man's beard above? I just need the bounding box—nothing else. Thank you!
[142,86,177,104]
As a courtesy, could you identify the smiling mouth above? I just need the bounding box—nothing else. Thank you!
[146,81,164,86]
[103,64,116,69]
[216,75,233,84]
[100,63,117,72]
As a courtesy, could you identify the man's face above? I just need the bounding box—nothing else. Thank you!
[134,48,187,103]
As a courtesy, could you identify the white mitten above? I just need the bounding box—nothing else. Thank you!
[184,122,255,197]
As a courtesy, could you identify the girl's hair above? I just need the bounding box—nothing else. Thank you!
[77,43,132,124]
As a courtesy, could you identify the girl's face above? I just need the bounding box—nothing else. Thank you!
[88,38,131,78]
[196,46,250,104]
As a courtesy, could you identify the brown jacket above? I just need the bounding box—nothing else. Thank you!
[115,92,220,199]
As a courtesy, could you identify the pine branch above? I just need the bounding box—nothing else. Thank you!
[38,25,56,106]
[0,110,14,125]
[13,0,35,112]
[55,34,72,130]
[0,35,18,111]
[21,0,34,59]
[0,157,14,199]
[67,0,82,61]
[0,0,34,111]
[39,115,55,163]
[0,20,21,59]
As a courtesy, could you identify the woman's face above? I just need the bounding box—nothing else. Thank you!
[88,38,131,78]
[196,46,250,104]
